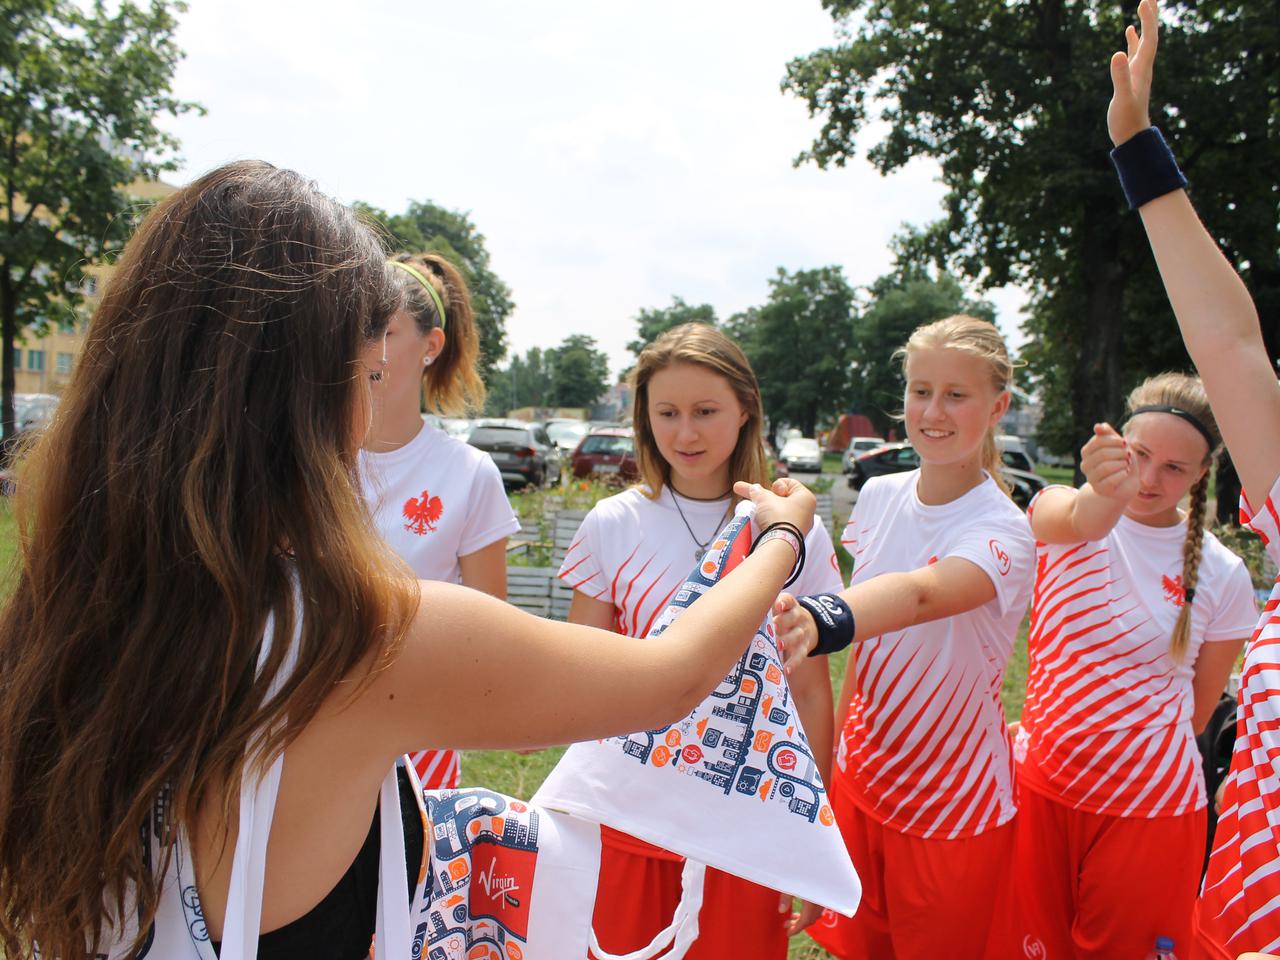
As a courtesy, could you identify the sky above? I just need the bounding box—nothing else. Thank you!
[157,0,1028,378]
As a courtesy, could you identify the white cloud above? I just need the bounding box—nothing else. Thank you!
[159,0,1029,377]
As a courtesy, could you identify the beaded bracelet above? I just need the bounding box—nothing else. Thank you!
[748,521,806,589]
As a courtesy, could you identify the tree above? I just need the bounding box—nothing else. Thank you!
[731,266,856,441]
[852,269,995,438]
[627,297,718,357]
[547,334,609,409]
[784,0,1279,510]
[355,200,513,381]
[1,0,200,441]
[485,346,552,416]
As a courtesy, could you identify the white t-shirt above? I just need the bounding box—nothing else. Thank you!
[360,422,519,789]
[835,470,1035,840]
[1019,493,1257,818]
[559,486,843,639]
[360,423,520,585]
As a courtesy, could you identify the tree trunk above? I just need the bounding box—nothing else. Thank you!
[1215,449,1242,527]
[1069,213,1128,486]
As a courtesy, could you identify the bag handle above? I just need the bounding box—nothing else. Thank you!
[587,860,706,960]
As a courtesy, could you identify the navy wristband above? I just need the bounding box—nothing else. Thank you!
[1110,126,1187,210]
[796,593,855,657]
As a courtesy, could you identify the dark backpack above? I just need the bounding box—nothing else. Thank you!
[1196,691,1239,878]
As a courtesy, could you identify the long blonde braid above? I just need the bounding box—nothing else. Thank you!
[1125,373,1221,664]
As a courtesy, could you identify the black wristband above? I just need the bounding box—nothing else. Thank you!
[1110,126,1187,210]
[749,521,806,589]
[796,593,855,657]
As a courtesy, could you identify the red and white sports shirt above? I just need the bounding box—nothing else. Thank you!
[559,485,842,640]
[1019,496,1256,819]
[361,422,519,789]
[835,470,1035,840]
[1199,479,1280,955]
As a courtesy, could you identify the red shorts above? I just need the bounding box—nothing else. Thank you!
[807,778,1014,960]
[589,830,789,959]
[1006,786,1207,960]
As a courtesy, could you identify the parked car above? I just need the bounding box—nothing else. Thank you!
[779,437,822,473]
[439,417,474,440]
[14,393,58,434]
[542,418,591,454]
[467,420,562,488]
[842,436,886,474]
[996,434,1036,472]
[570,428,638,481]
[847,441,1046,508]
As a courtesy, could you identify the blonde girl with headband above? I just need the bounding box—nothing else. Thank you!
[557,322,844,955]
[361,252,518,790]
[1005,373,1255,959]
[773,315,1036,960]
[0,161,818,959]
[1106,2,1280,956]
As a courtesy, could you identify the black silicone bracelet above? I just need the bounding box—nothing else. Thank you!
[1110,126,1187,210]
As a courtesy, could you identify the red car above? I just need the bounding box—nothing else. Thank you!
[571,429,639,481]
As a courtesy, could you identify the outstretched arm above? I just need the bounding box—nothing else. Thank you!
[1109,0,1280,508]
[368,479,818,755]
[1030,423,1138,544]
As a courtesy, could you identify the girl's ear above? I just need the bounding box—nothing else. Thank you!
[423,327,446,364]
[990,389,1012,426]
[738,406,749,428]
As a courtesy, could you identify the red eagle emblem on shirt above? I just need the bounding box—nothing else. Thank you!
[403,489,444,535]
[1162,573,1186,607]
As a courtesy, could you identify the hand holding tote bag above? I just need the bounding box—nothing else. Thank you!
[534,504,861,955]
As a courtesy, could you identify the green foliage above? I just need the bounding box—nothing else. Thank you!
[627,296,718,358]
[1211,521,1272,591]
[548,334,609,409]
[852,268,994,437]
[485,346,552,415]
[0,0,201,437]
[355,200,513,379]
[730,266,857,441]
[783,1,1279,492]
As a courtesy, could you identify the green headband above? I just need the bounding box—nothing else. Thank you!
[389,259,447,331]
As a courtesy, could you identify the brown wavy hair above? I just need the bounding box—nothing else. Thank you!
[630,322,768,498]
[1124,372,1221,664]
[391,252,485,416]
[0,160,418,958]
[896,314,1015,498]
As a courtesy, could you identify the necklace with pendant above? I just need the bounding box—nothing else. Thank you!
[670,486,732,562]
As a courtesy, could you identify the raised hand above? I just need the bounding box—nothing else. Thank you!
[1081,423,1140,504]
[1108,0,1159,146]
[772,591,819,673]
[734,477,816,538]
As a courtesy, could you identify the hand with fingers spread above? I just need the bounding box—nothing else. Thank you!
[785,897,826,936]
[1107,0,1158,146]
[1081,423,1140,504]
[773,591,819,673]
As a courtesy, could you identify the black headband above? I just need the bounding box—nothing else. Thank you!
[1128,404,1217,451]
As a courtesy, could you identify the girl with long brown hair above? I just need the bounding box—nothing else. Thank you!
[0,162,816,959]
[557,321,843,955]
[1007,372,1254,959]
[361,251,518,791]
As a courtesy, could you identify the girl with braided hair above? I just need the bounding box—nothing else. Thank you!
[361,251,518,791]
[1008,371,1256,959]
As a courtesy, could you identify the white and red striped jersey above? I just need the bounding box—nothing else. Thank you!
[1199,480,1280,954]
[1019,495,1256,819]
[558,486,842,639]
[361,422,519,789]
[835,470,1035,840]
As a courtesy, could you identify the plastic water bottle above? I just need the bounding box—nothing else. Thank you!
[1144,936,1177,960]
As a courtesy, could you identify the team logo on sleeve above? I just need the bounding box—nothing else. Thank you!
[989,539,1011,576]
[403,488,444,535]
